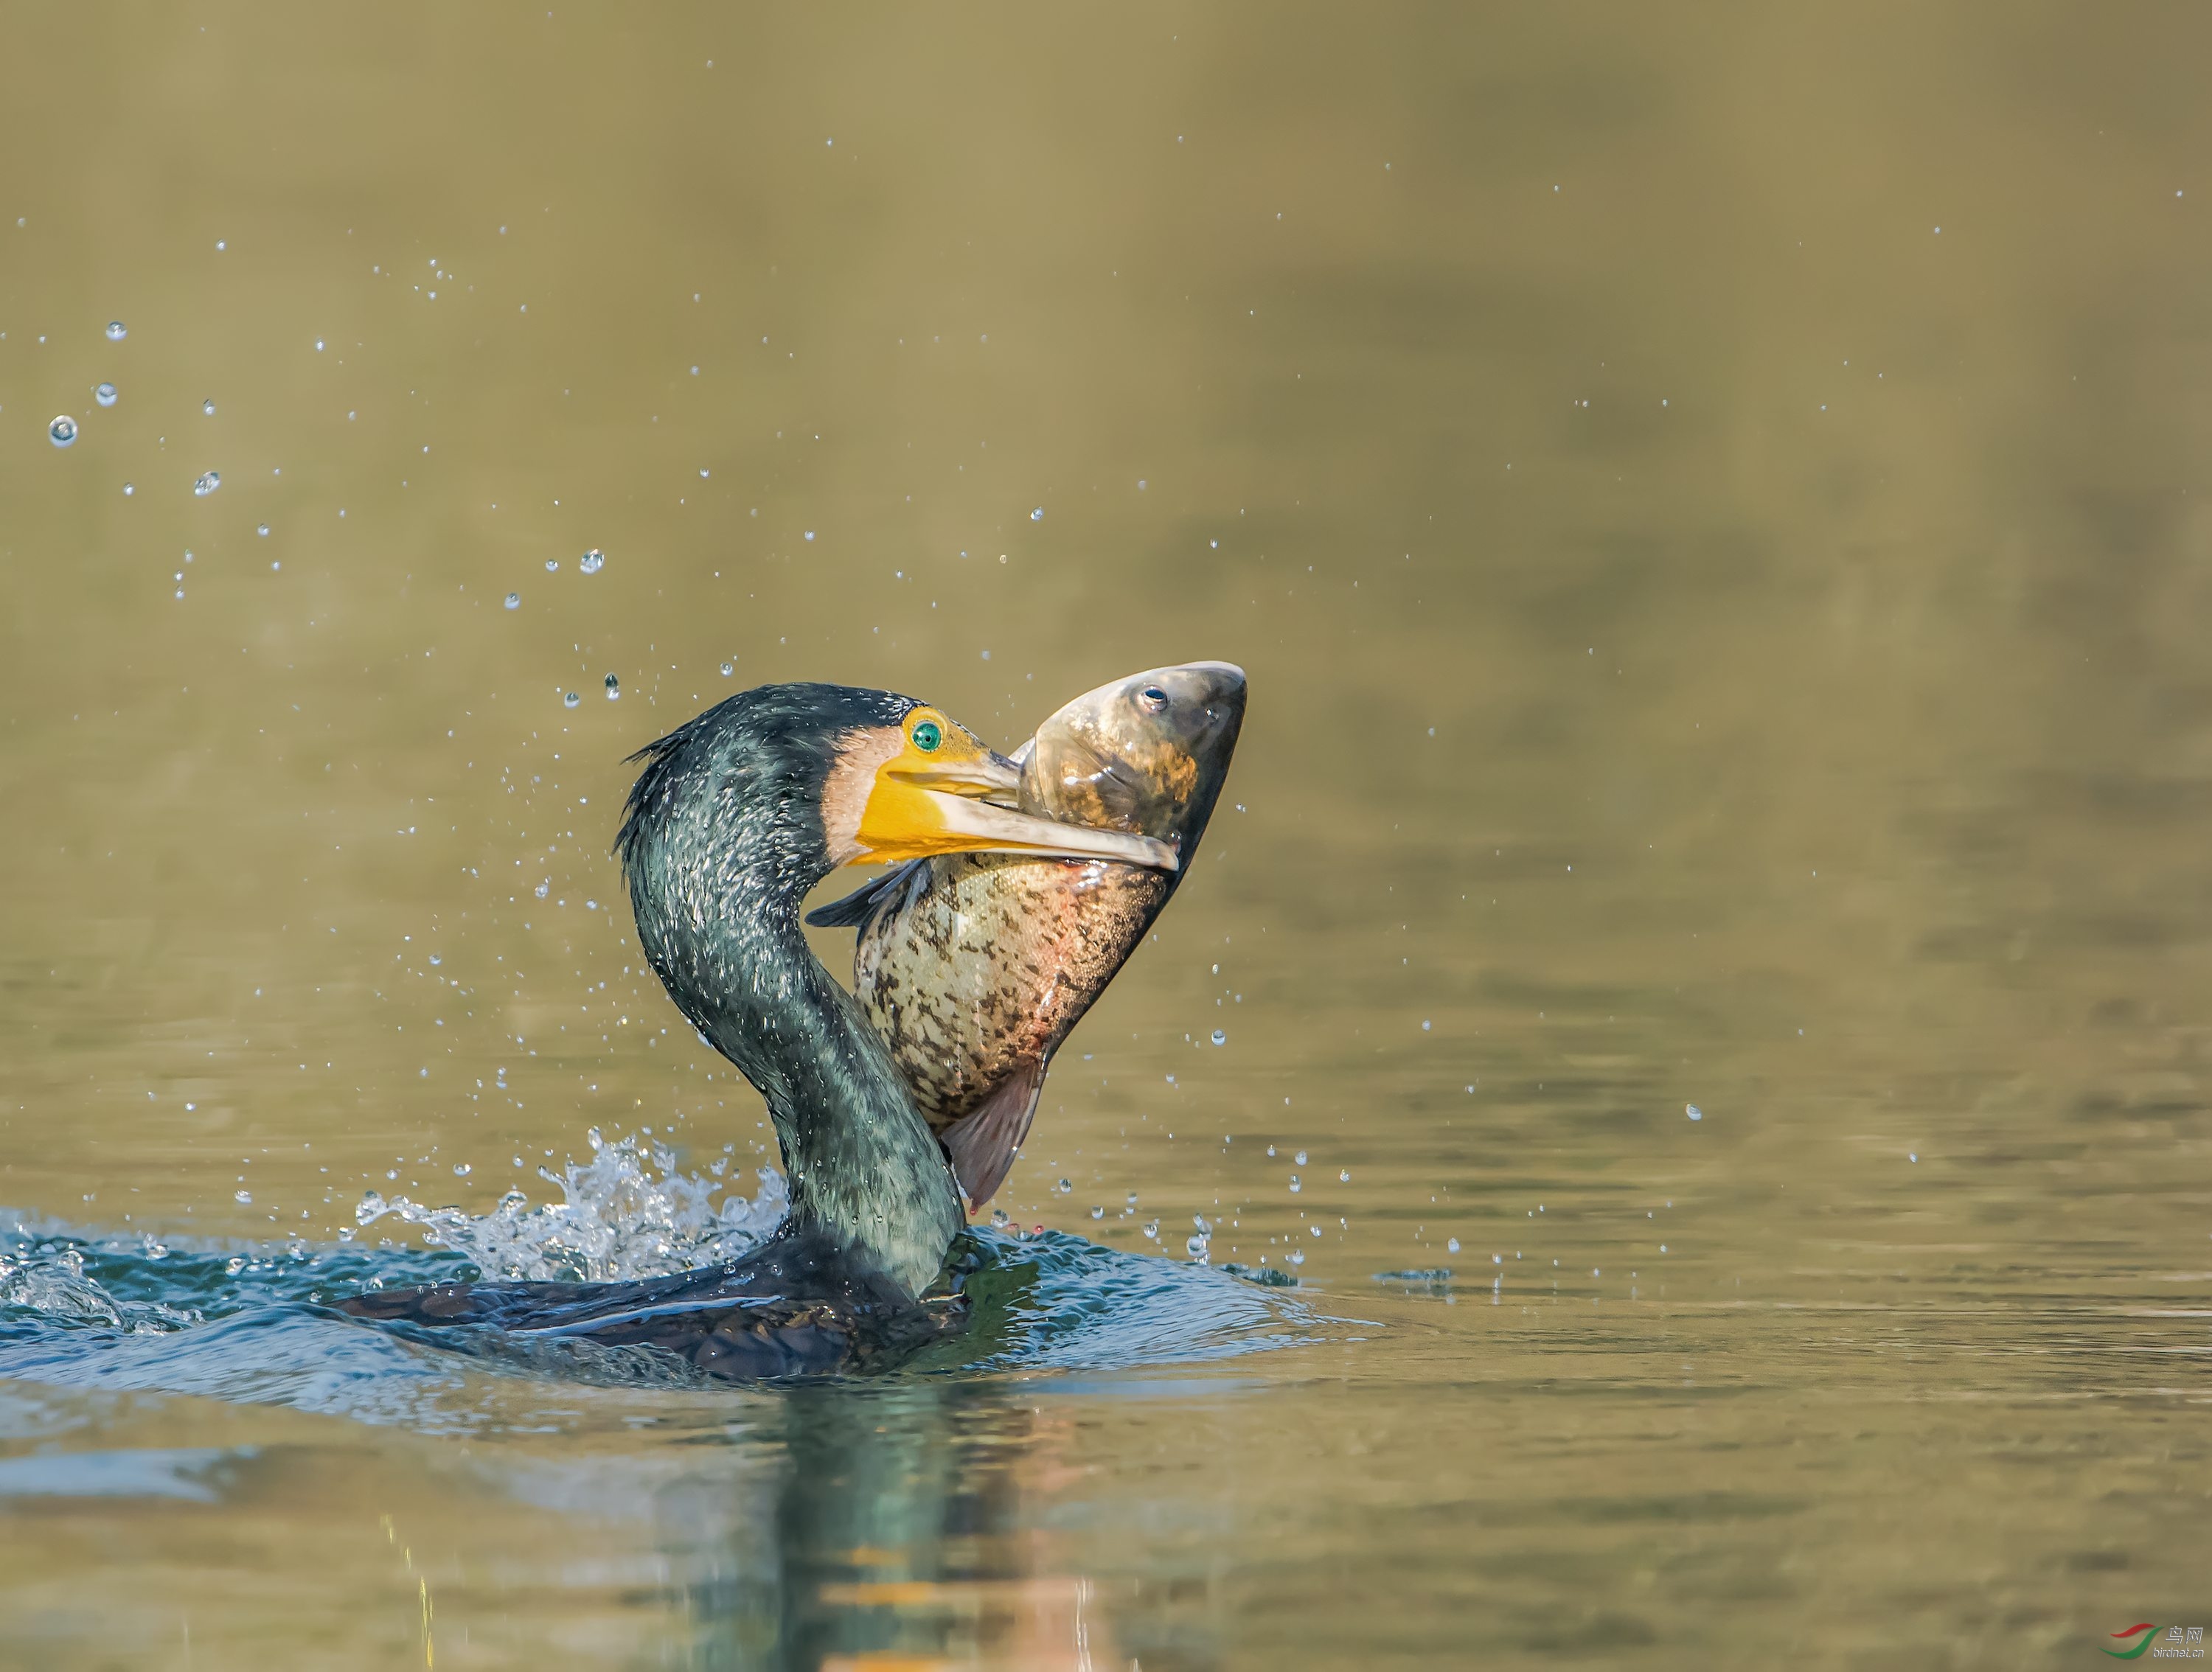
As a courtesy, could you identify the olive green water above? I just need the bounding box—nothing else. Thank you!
[2,4,2209,1666]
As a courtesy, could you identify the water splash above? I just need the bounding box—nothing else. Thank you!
[0,1129,1323,1421]
[354,1128,787,1284]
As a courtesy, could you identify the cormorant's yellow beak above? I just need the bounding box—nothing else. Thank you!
[851,707,1179,870]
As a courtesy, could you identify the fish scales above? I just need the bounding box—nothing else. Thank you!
[815,663,1245,1210]
[854,854,1166,1126]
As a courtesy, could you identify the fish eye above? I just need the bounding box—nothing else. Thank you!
[1138,686,1169,713]
[911,720,942,752]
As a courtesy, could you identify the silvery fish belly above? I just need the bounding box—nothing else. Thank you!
[808,662,1245,1210]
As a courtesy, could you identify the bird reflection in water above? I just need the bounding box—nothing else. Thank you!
[667,1382,1178,1671]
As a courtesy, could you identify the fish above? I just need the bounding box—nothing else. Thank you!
[806,661,1246,1211]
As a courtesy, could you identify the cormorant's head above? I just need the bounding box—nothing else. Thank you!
[616,683,1177,921]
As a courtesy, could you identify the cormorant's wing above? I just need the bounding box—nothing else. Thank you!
[941,1054,1047,1212]
[804,859,930,929]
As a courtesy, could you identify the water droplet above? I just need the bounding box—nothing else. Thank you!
[1447,1237,1461,1253]
[546,558,559,571]
[579,548,604,574]
[1186,1233,1209,1257]
[561,693,578,709]
[1288,1250,1304,1267]
[1295,1150,1307,1165]
[105,321,126,341]
[1339,1169,1350,1182]
[202,400,215,416]
[48,415,77,447]
[504,592,521,610]
[1686,1104,1703,1121]
[428,954,441,966]
[94,383,117,407]
[453,1163,471,1176]
[1211,1028,1225,1045]
[193,470,220,495]
[1288,1175,1302,1194]
[122,482,133,496]
[720,661,734,677]
[314,338,324,351]
[535,880,550,897]
[604,675,620,699]
[803,531,815,542]
[234,1189,252,1204]
[256,523,269,537]
[1030,506,1043,520]
[1056,1177,1072,1193]
[990,1208,1010,1228]
[1143,1219,1161,1240]
[1090,1205,1105,1219]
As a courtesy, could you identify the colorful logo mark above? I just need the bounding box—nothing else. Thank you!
[2106,1626,2161,1660]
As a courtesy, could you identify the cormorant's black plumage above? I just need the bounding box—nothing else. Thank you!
[341,683,971,1377]
[614,683,964,1293]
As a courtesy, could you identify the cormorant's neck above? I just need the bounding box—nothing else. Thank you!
[635,857,962,1298]
[616,684,967,1298]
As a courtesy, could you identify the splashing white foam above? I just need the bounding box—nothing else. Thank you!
[0,1243,201,1334]
[355,1129,787,1283]
[0,1246,123,1325]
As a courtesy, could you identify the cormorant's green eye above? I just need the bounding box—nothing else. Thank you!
[912,720,942,752]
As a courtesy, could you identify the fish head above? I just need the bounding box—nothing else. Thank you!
[1018,661,1246,854]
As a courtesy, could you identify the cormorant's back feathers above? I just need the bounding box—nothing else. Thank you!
[804,859,929,929]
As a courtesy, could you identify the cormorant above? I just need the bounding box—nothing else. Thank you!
[341,683,1176,1378]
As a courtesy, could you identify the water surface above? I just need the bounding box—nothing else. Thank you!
[1,4,2208,1665]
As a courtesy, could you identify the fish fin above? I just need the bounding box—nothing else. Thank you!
[942,1056,1047,1213]
[804,860,928,929]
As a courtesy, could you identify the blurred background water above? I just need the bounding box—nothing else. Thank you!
[1,4,2208,1666]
